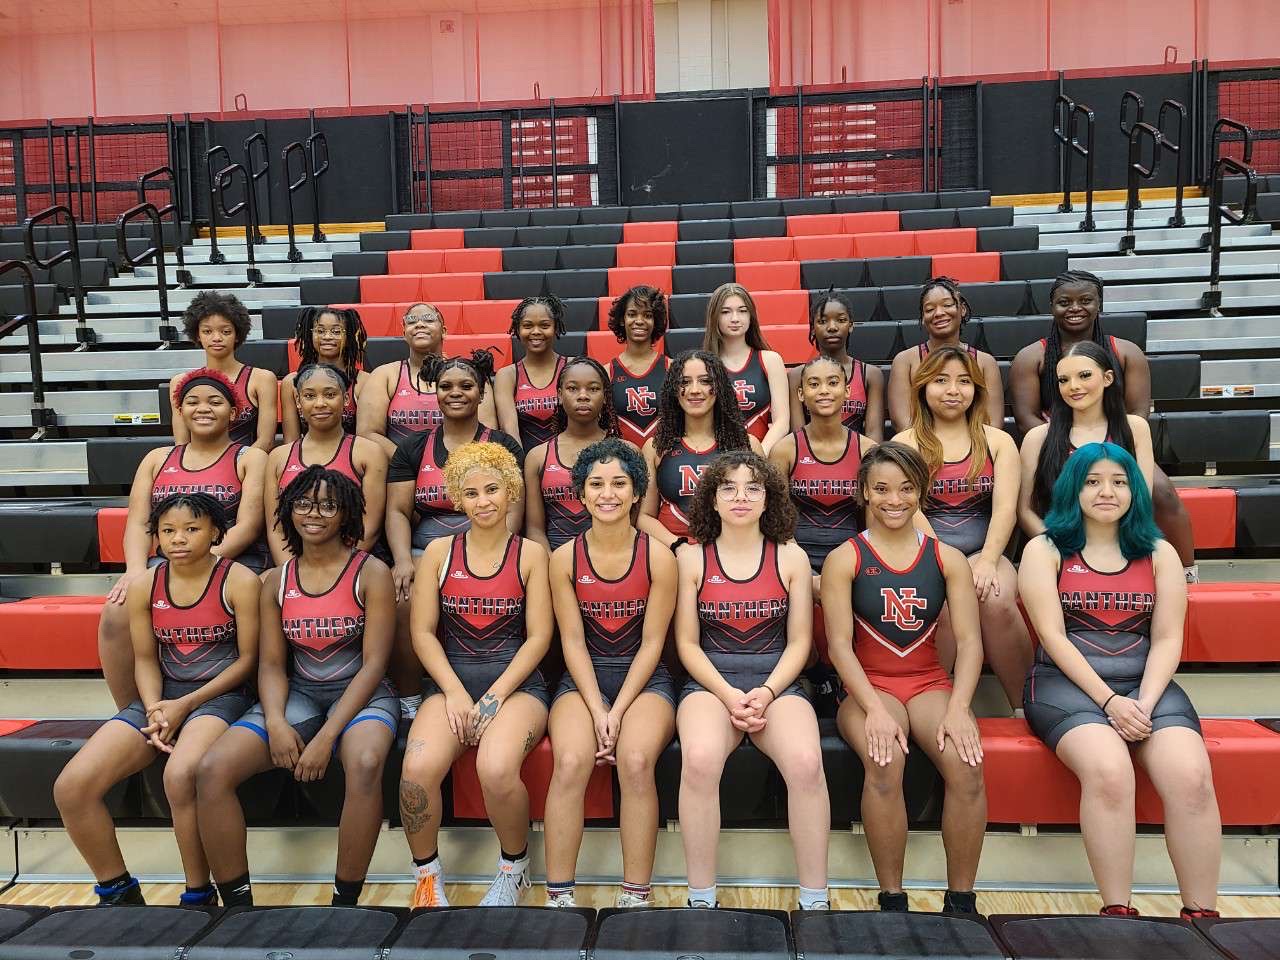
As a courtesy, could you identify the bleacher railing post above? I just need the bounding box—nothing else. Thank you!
[1119,90,1145,209]
[205,145,232,265]
[215,162,262,285]
[24,204,92,348]
[116,202,176,345]
[243,132,269,245]
[1158,99,1188,227]
[282,141,309,263]
[306,131,329,243]
[1053,94,1074,213]
[0,259,55,439]
[1201,155,1257,316]
[1121,122,1162,254]
[137,165,191,285]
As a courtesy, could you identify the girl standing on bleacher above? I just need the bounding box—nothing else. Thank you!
[702,283,790,453]
[399,442,553,908]
[265,363,387,565]
[787,289,885,440]
[894,345,1032,711]
[98,369,267,711]
[197,468,398,909]
[607,285,670,448]
[281,306,369,442]
[542,439,677,909]
[56,493,260,908]
[676,451,830,911]
[1019,442,1220,918]
[495,295,569,451]
[169,291,278,452]
[822,442,986,914]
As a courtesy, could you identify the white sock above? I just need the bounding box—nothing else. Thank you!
[799,886,829,909]
[688,884,716,905]
[1184,564,1200,584]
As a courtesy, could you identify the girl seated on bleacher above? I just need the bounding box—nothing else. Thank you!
[494,295,570,452]
[606,285,670,448]
[787,289,885,440]
[55,493,260,907]
[1018,442,1220,917]
[280,306,370,442]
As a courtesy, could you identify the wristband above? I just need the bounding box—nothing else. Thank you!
[671,537,689,550]
[1101,693,1118,712]
[762,683,778,702]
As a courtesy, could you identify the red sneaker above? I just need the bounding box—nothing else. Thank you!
[1100,904,1140,917]
[1180,907,1221,920]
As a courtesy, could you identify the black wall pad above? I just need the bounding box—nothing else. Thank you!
[0,720,135,819]
[681,202,731,220]
[676,240,734,266]
[655,738,782,823]
[939,189,992,208]
[1148,354,1200,400]
[678,219,733,242]
[1162,410,1270,463]
[332,251,389,277]
[591,907,791,960]
[558,245,618,270]
[981,317,1050,359]
[781,197,834,215]
[561,298,603,333]
[977,226,1039,253]
[364,337,411,368]
[667,295,713,330]
[579,207,630,225]
[463,227,518,249]
[1026,280,1055,315]
[1099,312,1148,348]
[674,264,735,295]
[546,269,609,300]
[4,906,216,960]
[989,915,1221,960]
[86,436,172,486]
[829,288,883,326]
[848,321,902,363]
[385,214,434,230]
[140,762,287,821]
[389,906,592,959]
[1000,250,1069,281]
[481,210,531,228]
[359,231,412,252]
[189,906,400,959]
[960,281,1029,320]
[731,200,783,218]
[1194,916,1280,960]
[867,256,932,288]
[569,224,625,246]
[0,499,107,565]
[900,208,960,231]
[792,911,1006,960]
[237,339,291,377]
[629,205,680,222]
[958,207,1015,228]
[731,217,788,239]
[0,907,47,944]
[484,271,548,300]
[833,195,888,212]
[300,276,360,307]
[1234,486,1280,548]
[884,193,939,211]
[881,285,927,323]
[430,211,483,229]
[504,247,561,272]
[528,208,583,227]
[517,226,571,248]
[802,260,868,290]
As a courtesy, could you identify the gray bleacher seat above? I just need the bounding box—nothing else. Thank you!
[801,260,867,290]
[463,227,517,248]
[880,285,924,322]
[884,193,939,211]
[331,252,387,276]
[628,205,679,222]
[831,288,881,324]
[578,207,629,225]
[679,220,733,242]
[1236,487,1280,547]
[515,226,569,247]
[668,294,713,329]
[663,327,705,357]
[939,189,992,208]
[832,195,886,212]
[730,200,782,218]
[359,231,411,251]
[1149,354,1200,400]
[557,245,617,270]
[1159,410,1270,463]
[86,437,171,485]
[0,499,116,564]
[978,226,1039,252]
[430,211,483,229]
[676,240,734,265]
[527,208,581,227]
[561,298,601,333]
[780,198,834,216]
[261,305,301,340]
[867,256,932,288]
[680,202,731,221]
[504,248,561,271]
[849,321,902,363]
[384,214,433,230]
[900,209,959,231]
[568,224,624,246]
[960,281,1029,318]
[1001,249,1069,280]
[299,276,359,306]
[981,317,1048,358]
[674,264,734,295]
[958,206,1014,228]
[238,339,290,378]
[731,217,787,239]
[364,337,411,368]
[483,271,547,300]
[545,269,607,300]
[481,210,530,228]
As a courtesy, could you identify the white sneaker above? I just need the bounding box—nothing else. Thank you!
[545,891,577,908]
[800,899,830,910]
[478,859,530,906]
[687,898,717,909]
[615,891,653,908]
[399,695,422,720]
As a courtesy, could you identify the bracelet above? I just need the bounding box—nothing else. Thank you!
[762,683,778,702]
[1101,693,1118,712]
[671,537,689,550]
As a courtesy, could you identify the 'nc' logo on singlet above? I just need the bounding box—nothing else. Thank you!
[626,385,657,415]
[881,587,928,630]
[678,464,706,497]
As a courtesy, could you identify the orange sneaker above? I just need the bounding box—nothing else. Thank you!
[411,869,449,909]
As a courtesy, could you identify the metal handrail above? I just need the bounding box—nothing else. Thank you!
[136,165,191,285]
[306,132,329,242]
[1121,122,1163,254]
[1157,99,1188,227]
[215,162,263,285]
[116,203,178,346]
[243,132,269,245]
[1119,90,1145,210]
[1211,117,1254,168]
[1201,155,1257,316]
[1051,97,1097,230]
[205,145,233,265]
[24,205,92,347]
[0,259,55,438]
[282,141,309,264]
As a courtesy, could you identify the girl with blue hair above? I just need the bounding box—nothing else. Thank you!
[1018,441,1220,919]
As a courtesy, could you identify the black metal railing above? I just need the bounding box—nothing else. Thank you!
[1121,120,1163,254]
[282,141,309,263]
[215,162,262,285]
[1157,98,1188,227]
[1052,95,1097,230]
[136,165,191,285]
[1210,117,1254,167]
[306,131,329,242]
[0,259,54,439]
[24,205,92,346]
[1118,90,1145,210]
[116,202,178,345]
[244,132,269,245]
[1201,155,1257,315]
[205,144,233,265]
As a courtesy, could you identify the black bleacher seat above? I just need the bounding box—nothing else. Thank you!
[801,260,867,290]
[516,226,569,247]
[867,256,932,287]
[546,269,607,299]
[961,280,1029,319]
[900,208,959,230]
[1236,486,1280,548]
[1148,354,1200,400]
[959,206,1015,227]
[393,907,591,959]
[261,305,301,340]
[880,285,925,322]
[679,220,733,242]
[1160,410,1270,463]
[939,189,992,208]
[1001,249,1069,280]
[884,192,939,210]
[629,204,680,222]
[579,206,630,224]
[981,317,1048,358]
[780,197,834,215]
[463,226,517,248]
[0,284,59,314]
[664,327,707,355]
[1193,916,1280,960]
[0,906,46,944]
[849,321,902,362]
[595,909,790,960]
[481,210,531,228]
[978,225,1040,252]
[676,239,734,265]
[189,906,399,959]
[1101,312,1147,347]
[527,208,581,227]
[674,264,735,295]
[1027,278,1055,313]
[990,915,1221,960]
[1255,192,1280,224]
[383,214,433,230]
[561,298,601,333]
[331,252,387,277]
[504,247,561,271]
[141,762,287,821]
[299,276,359,306]
[732,217,788,239]
[0,499,114,564]
[680,202,730,220]
[483,271,547,300]
[431,211,483,229]
[568,224,624,246]
[557,245,617,270]
[667,295,713,329]
[238,339,290,378]
[86,437,172,486]
[793,913,1005,960]
[0,721,134,818]
[5,906,216,959]
[358,231,411,251]
[41,258,110,287]
[833,287,882,324]
[731,200,782,218]
[364,337,411,368]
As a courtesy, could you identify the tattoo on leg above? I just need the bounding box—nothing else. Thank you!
[405,738,426,756]
[399,780,431,835]
[522,729,536,755]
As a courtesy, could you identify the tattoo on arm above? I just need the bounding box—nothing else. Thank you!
[476,694,499,718]
[399,779,432,836]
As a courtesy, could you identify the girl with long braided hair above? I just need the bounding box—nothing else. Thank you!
[787,289,885,440]
[281,306,369,442]
[494,295,570,451]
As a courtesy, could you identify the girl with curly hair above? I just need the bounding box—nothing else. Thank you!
[787,290,885,440]
[676,451,830,911]
[701,283,790,452]
[821,442,986,914]
[607,285,670,447]
[494,296,569,451]
[281,306,369,442]
[639,350,760,547]
[399,442,553,909]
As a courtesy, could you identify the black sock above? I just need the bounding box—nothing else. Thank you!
[99,872,132,891]
[412,852,439,868]
[331,877,365,906]
[218,873,254,907]
[500,847,528,863]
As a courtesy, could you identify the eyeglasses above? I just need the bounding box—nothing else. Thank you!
[678,376,715,392]
[404,314,437,328]
[716,482,766,502]
[292,497,339,517]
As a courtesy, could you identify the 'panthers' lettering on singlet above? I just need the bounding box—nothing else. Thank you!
[655,439,719,537]
[515,356,567,452]
[151,444,244,519]
[413,424,494,548]
[800,358,870,434]
[574,532,650,658]
[540,436,589,551]
[151,558,239,683]
[438,534,526,661]
[1042,551,1156,681]
[698,540,789,655]
[789,427,863,573]
[386,360,442,446]
[279,549,370,684]
[227,365,260,446]
[724,349,771,442]
[279,433,361,492]
[849,532,948,676]
[610,354,668,447]
[925,448,995,557]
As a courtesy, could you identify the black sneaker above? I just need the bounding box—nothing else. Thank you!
[943,890,978,914]
[95,877,145,906]
[178,885,218,908]
[878,890,909,912]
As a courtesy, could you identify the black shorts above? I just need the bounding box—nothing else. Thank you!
[423,656,551,709]
[114,679,253,735]
[679,650,807,704]
[1023,664,1201,750]
[233,677,400,744]
[554,656,676,709]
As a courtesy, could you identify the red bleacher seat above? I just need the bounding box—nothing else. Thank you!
[461,300,520,335]
[843,211,900,234]
[853,232,915,258]
[981,718,1280,826]
[752,291,810,327]
[1177,488,1237,550]
[616,242,676,267]
[792,234,854,261]
[287,341,302,371]
[360,275,421,303]
[387,250,445,274]
[97,507,128,564]
[0,720,36,737]
[419,273,486,302]
[449,333,514,367]
[913,227,977,255]
[735,261,800,292]
[622,221,677,244]
[1184,583,1280,662]
[451,736,614,820]
[931,253,1000,283]
[760,324,813,364]
[410,228,466,250]
[609,266,673,296]
[443,248,504,273]
[734,238,794,263]
[786,213,844,237]
[343,302,397,337]
[0,597,104,669]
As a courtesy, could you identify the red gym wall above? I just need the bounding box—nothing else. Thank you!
[0,0,655,124]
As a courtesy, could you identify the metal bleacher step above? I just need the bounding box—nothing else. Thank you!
[1032,212,1215,234]
[1104,277,1280,313]
[1012,197,1211,216]
[0,442,88,485]
[1148,314,1280,354]
[0,349,195,385]
[1200,358,1280,399]
[10,317,265,347]
[1070,249,1280,283]
[0,389,159,427]
[85,286,300,307]
[134,262,334,280]
[189,233,362,246]
[1039,223,1272,249]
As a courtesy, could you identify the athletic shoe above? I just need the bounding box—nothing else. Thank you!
[799,899,831,910]
[878,891,909,912]
[478,860,530,907]
[686,898,717,908]
[943,890,978,914]
[546,891,577,908]
[95,877,145,906]
[1180,907,1220,919]
[178,885,218,908]
[615,891,653,908]
[1100,904,1140,917]
[400,695,422,721]
[411,869,449,909]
